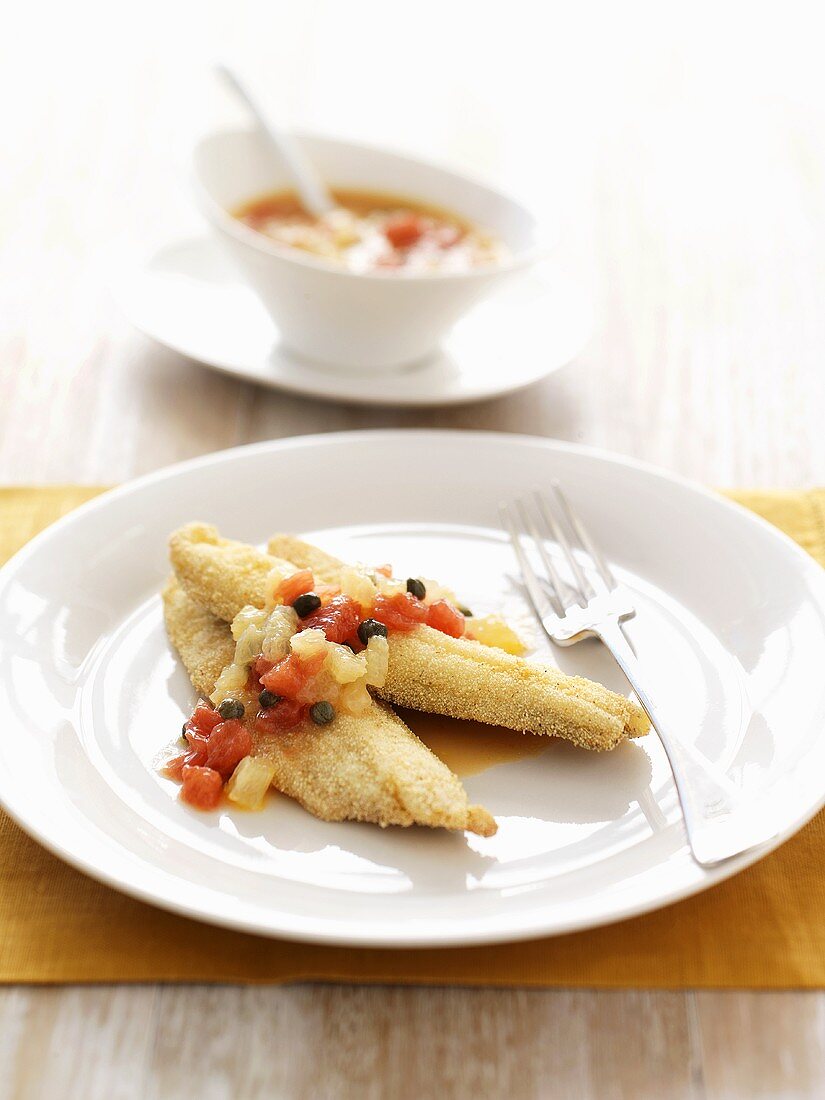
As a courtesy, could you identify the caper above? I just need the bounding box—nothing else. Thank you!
[218,699,245,721]
[310,700,335,726]
[406,578,426,600]
[457,605,473,618]
[357,618,388,645]
[258,689,281,709]
[293,592,322,618]
[180,722,188,743]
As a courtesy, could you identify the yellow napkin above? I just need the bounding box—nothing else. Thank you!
[1,485,825,988]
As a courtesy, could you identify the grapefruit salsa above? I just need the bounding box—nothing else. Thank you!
[163,558,487,812]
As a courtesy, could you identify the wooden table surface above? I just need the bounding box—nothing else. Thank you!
[2,3,825,1096]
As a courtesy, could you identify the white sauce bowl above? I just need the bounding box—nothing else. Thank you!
[193,129,545,372]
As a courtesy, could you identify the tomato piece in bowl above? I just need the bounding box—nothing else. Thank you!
[383,213,425,249]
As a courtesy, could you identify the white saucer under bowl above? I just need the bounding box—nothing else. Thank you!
[115,237,592,407]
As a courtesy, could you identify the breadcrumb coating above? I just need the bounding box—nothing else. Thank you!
[162,577,235,696]
[266,533,344,586]
[162,574,496,836]
[170,522,277,623]
[267,534,650,750]
[380,628,642,750]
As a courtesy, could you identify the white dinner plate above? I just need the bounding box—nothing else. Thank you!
[114,237,592,406]
[1,432,825,947]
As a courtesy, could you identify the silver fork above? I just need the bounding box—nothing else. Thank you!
[501,484,780,867]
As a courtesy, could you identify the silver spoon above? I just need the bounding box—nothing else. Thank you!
[216,65,335,219]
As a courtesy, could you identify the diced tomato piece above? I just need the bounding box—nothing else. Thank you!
[384,214,424,249]
[394,592,429,621]
[371,592,428,633]
[180,765,223,810]
[276,569,315,606]
[162,752,189,780]
[261,654,304,699]
[184,728,210,765]
[206,719,253,779]
[261,652,326,700]
[186,703,222,737]
[255,699,306,733]
[253,655,276,682]
[303,595,362,644]
[303,652,327,675]
[426,599,466,638]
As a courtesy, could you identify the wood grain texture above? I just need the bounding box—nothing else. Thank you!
[3,987,822,1100]
[2,0,825,1096]
[0,987,702,1100]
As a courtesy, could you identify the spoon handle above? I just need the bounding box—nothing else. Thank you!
[217,65,334,218]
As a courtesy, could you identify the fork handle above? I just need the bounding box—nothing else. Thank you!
[595,619,778,867]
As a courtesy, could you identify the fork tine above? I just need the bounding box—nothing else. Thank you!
[519,496,575,612]
[550,482,618,590]
[499,502,564,620]
[535,490,595,602]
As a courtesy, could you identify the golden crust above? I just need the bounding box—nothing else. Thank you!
[170,523,277,623]
[380,628,643,751]
[266,533,344,586]
[267,534,650,751]
[162,576,235,697]
[162,574,496,836]
[249,704,497,835]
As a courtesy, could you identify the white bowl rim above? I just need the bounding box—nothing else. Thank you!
[192,127,552,284]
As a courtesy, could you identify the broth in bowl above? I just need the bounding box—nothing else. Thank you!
[233,188,508,275]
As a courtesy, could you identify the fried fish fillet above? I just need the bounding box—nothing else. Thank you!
[266,535,650,752]
[169,522,648,751]
[162,576,496,836]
